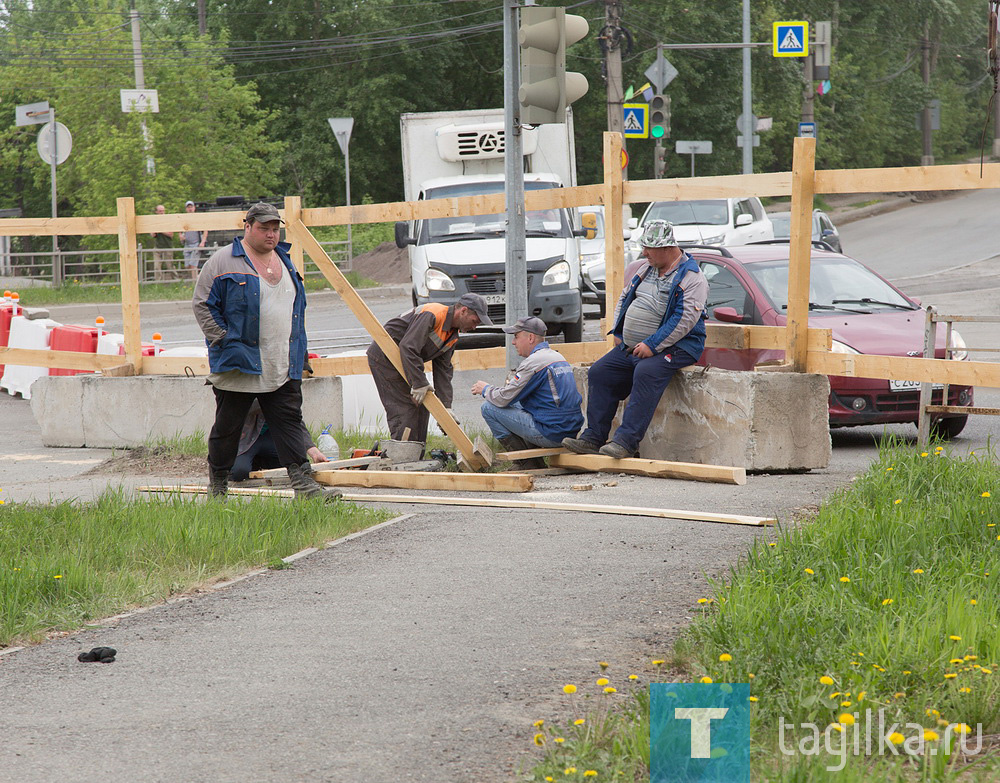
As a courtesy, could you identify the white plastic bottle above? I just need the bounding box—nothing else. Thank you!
[317,425,340,460]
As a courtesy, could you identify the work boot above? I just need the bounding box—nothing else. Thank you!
[562,436,602,455]
[287,462,343,502]
[599,441,634,460]
[499,435,547,471]
[208,467,229,499]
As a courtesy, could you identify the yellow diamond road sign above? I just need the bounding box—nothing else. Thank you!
[773,21,809,57]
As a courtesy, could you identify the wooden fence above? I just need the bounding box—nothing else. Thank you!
[1,133,999,393]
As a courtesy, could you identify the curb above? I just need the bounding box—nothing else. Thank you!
[0,512,417,659]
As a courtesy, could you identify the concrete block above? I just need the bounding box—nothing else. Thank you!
[573,365,831,471]
[31,375,345,448]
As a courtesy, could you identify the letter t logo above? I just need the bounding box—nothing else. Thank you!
[674,707,729,758]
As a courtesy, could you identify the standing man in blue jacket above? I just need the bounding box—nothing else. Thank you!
[563,220,708,460]
[471,316,584,469]
[192,202,339,501]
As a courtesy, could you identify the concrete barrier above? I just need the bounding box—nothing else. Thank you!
[575,365,831,472]
[31,375,344,448]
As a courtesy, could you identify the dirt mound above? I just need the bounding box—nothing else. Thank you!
[85,446,206,477]
[351,241,411,285]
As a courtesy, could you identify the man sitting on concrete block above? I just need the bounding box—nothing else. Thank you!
[471,316,584,469]
[563,220,708,460]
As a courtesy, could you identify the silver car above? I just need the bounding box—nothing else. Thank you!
[768,209,843,253]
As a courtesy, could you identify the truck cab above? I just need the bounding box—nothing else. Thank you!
[394,110,584,341]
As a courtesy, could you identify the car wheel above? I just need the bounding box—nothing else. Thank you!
[927,415,968,440]
[562,315,584,343]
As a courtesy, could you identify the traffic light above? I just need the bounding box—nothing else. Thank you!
[649,94,671,139]
[518,7,589,124]
[653,145,666,178]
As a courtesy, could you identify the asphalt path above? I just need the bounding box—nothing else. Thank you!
[3,191,1000,782]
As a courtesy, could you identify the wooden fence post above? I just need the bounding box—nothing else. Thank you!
[283,195,304,276]
[786,136,816,372]
[603,132,625,344]
[117,197,143,374]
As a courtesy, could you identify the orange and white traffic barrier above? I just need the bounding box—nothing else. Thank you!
[10,292,19,317]
[95,316,106,335]
[152,332,162,356]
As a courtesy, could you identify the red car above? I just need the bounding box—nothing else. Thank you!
[683,243,972,439]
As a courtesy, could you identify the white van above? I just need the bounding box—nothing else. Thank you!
[626,197,773,262]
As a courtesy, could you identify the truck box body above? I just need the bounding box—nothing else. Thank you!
[397,109,582,338]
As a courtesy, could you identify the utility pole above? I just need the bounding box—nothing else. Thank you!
[197,0,207,36]
[503,0,527,369]
[603,0,626,176]
[129,5,155,174]
[920,23,934,166]
[995,91,1000,158]
[740,0,753,174]
[801,52,814,125]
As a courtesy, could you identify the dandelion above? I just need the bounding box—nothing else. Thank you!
[603,686,617,694]
[923,730,940,742]
[983,492,992,498]
[888,732,905,745]
[840,576,851,583]
[804,568,814,575]
[964,655,978,661]
[699,676,713,684]
[959,687,972,694]
[748,673,755,679]
[920,452,929,458]
[893,692,906,699]
[767,542,776,547]
[564,768,577,776]
[534,720,545,727]
[697,598,708,604]
[989,524,996,528]
[546,778,554,782]
[599,661,609,670]
[596,678,609,686]
[903,670,912,675]
[652,660,665,667]
[894,499,902,505]
[747,696,759,702]
[820,675,834,686]
[563,684,577,694]
[53,575,63,579]
[584,773,598,778]
[944,673,957,679]
[628,675,638,681]
[913,569,924,574]
[881,598,894,605]
[719,653,732,662]
[850,661,860,666]
[858,691,867,701]
[970,599,978,605]
[885,467,894,472]
[830,724,844,733]
[838,713,856,726]
[841,701,852,708]
[950,635,962,641]
[950,659,964,665]
[574,719,585,726]
[554,738,564,744]
[533,733,545,746]
[830,692,841,698]
[954,723,972,735]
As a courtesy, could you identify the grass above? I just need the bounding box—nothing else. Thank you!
[0,490,391,648]
[11,271,379,308]
[525,441,1000,781]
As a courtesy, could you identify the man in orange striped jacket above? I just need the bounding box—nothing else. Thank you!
[366,293,490,446]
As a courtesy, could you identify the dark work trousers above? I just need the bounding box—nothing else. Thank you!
[582,343,698,453]
[230,427,279,481]
[208,380,309,473]
[367,352,430,444]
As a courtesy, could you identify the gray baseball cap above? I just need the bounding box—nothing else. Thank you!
[245,202,284,224]
[640,219,678,247]
[456,292,493,326]
[501,316,547,336]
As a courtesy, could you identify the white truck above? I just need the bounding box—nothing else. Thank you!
[394,109,585,341]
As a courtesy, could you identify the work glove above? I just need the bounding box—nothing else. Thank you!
[410,385,433,404]
[445,408,460,426]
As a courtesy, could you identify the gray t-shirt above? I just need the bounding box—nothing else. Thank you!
[209,264,295,393]
[621,268,677,348]
[182,230,203,247]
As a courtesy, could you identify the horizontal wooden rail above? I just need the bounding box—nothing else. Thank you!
[625,171,793,203]
[0,346,130,371]
[807,352,1000,389]
[814,163,1000,194]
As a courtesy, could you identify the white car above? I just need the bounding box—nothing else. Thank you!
[626,196,773,262]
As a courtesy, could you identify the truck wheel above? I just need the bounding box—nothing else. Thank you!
[927,415,968,440]
[562,315,584,343]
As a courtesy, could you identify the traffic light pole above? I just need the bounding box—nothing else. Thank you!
[503,0,527,369]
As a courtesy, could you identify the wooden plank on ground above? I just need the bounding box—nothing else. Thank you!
[311,470,533,493]
[496,447,568,460]
[249,456,382,478]
[139,485,774,526]
[548,454,746,485]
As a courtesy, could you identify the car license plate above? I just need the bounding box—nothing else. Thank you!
[483,294,506,305]
[889,379,943,392]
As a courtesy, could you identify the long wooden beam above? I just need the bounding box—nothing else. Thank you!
[496,447,568,460]
[0,347,128,371]
[250,456,382,477]
[603,132,625,347]
[287,218,489,469]
[787,137,817,372]
[311,470,533,493]
[814,162,1000,194]
[117,197,143,374]
[139,485,775,526]
[548,454,746,485]
[807,352,1000,388]
[625,171,794,203]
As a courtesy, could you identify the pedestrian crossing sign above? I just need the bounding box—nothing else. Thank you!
[623,103,648,138]
[773,21,809,57]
